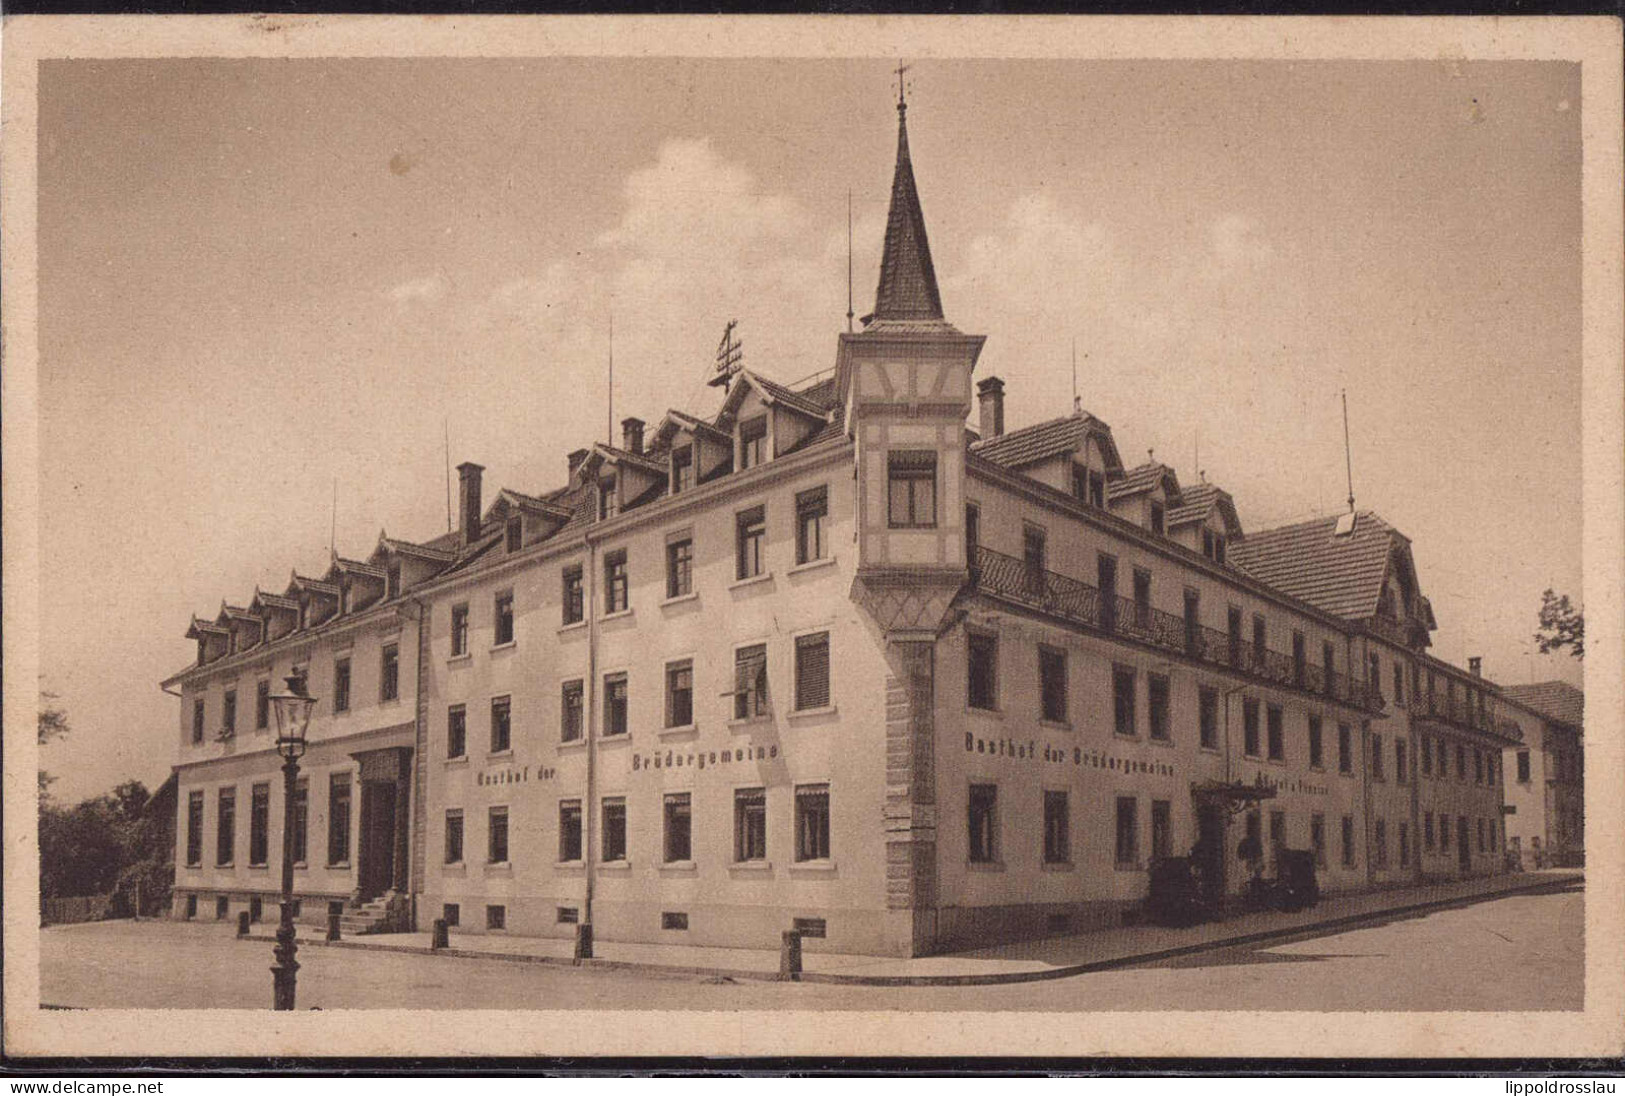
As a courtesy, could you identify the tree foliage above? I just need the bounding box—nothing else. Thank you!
[1534,588,1584,660]
[39,777,174,915]
[38,691,70,801]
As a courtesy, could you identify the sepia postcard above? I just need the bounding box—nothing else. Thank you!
[3,13,1621,1062]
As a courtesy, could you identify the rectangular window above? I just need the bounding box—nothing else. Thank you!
[1151,799,1172,861]
[1341,815,1356,867]
[967,632,998,710]
[186,790,204,867]
[1396,740,1408,783]
[604,550,629,614]
[1393,661,1405,705]
[1149,500,1165,535]
[1517,749,1531,782]
[665,660,694,728]
[661,911,689,931]
[1474,748,1484,784]
[1115,796,1139,868]
[1487,754,1497,785]
[1399,822,1411,867]
[886,450,938,528]
[664,793,692,863]
[447,704,466,759]
[603,673,628,737]
[796,486,829,565]
[1227,606,1244,666]
[1374,819,1388,867]
[736,505,766,580]
[1184,590,1201,655]
[486,904,506,931]
[965,503,980,563]
[1422,736,1434,777]
[249,783,269,867]
[1071,463,1088,501]
[1043,790,1070,864]
[223,690,237,737]
[1148,674,1171,741]
[795,784,831,862]
[1323,641,1336,696]
[1099,555,1119,630]
[1292,632,1306,687]
[1424,811,1435,850]
[739,416,767,470]
[1039,645,1068,724]
[387,562,402,599]
[291,779,307,864]
[562,566,584,625]
[1307,716,1324,769]
[256,680,270,730]
[216,787,236,866]
[490,696,511,753]
[494,592,514,646]
[733,644,769,719]
[1310,814,1327,869]
[1023,525,1048,575]
[561,681,584,743]
[601,798,626,862]
[672,446,694,494]
[444,809,464,864]
[1113,666,1137,737]
[1370,653,1382,697]
[327,773,351,866]
[1243,698,1261,757]
[332,658,350,714]
[1371,733,1385,780]
[558,800,583,862]
[794,917,827,939]
[556,906,578,924]
[598,476,617,521]
[666,536,693,598]
[442,903,460,927]
[1088,470,1105,508]
[1338,723,1353,774]
[734,788,767,862]
[794,632,831,711]
[1198,687,1219,749]
[485,806,509,864]
[1266,705,1284,761]
[380,643,399,702]
[1269,809,1287,857]
[1132,569,1151,627]
[968,784,998,863]
[1456,743,1467,780]
[450,604,469,656]
[505,516,522,553]
[1252,614,1267,665]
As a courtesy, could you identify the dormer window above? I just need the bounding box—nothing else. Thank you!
[672,446,694,494]
[1202,529,1228,564]
[1088,471,1105,508]
[598,476,618,521]
[739,416,767,471]
[506,516,522,553]
[1150,501,1165,535]
[386,563,402,599]
[1071,465,1087,502]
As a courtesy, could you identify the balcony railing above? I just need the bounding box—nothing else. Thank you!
[1413,687,1501,736]
[969,546,1383,712]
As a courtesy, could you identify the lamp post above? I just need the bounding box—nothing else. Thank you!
[268,671,318,1010]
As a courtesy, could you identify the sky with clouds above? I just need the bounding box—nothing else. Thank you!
[37,57,1581,802]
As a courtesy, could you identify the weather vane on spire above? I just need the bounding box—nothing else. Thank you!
[895,62,911,111]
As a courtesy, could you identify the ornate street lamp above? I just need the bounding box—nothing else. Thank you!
[268,670,318,1010]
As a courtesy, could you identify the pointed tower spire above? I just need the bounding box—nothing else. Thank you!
[871,71,944,324]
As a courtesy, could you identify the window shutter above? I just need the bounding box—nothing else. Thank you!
[796,634,830,710]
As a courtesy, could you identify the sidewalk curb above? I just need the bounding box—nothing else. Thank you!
[241,873,1580,988]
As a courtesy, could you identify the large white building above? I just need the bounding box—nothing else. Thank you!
[164,93,1526,957]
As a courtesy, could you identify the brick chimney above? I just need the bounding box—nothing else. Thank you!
[567,448,589,478]
[456,462,484,545]
[976,376,1005,439]
[621,417,645,456]
[1469,656,1482,677]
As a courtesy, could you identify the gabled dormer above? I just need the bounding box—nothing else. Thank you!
[571,434,668,522]
[1166,481,1243,563]
[218,602,264,654]
[653,410,734,491]
[369,531,457,597]
[969,384,1125,506]
[286,571,340,630]
[327,554,387,615]
[482,489,573,554]
[185,615,231,665]
[716,370,836,472]
[1107,461,1182,535]
[248,587,301,642]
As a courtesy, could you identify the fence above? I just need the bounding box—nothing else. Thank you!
[42,893,114,926]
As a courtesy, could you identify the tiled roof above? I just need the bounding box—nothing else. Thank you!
[1166,482,1243,536]
[1108,462,1178,502]
[331,556,387,579]
[250,589,299,611]
[1502,681,1584,729]
[870,105,944,324]
[288,573,338,596]
[1229,510,1399,622]
[971,413,1107,470]
[748,372,833,420]
[377,534,456,563]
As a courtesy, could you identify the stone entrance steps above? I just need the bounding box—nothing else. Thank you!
[337,895,397,936]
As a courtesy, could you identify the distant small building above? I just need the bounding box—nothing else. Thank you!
[1500,681,1584,868]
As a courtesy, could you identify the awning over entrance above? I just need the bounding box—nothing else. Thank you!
[1190,775,1279,814]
